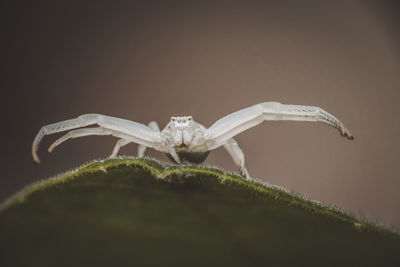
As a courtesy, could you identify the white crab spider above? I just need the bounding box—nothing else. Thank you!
[32,102,354,178]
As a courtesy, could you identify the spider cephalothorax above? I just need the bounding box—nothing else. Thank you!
[166,116,198,148]
[163,116,210,164]
[32,102,354,178]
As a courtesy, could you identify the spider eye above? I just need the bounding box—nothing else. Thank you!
[172,117,176,121]
[188,116,192,121]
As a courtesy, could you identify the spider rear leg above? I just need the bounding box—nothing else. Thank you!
[223,138,251,179]
[110,139,130,157]
[110,121,161,158]
[138,121,160,157]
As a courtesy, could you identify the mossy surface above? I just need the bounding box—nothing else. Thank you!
[0,158,399,267]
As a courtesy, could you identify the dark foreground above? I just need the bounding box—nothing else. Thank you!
[0,158,399,267]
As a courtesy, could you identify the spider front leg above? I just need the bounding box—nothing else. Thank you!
[48,127,113,153]
[32,114,162,164]
[223,138,251,179]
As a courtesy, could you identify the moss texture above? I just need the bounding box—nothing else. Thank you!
[0,158,399,267]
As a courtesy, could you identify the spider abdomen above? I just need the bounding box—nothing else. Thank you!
[165,151,210,164]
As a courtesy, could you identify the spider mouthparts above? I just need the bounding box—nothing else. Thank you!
[175,143,190,148]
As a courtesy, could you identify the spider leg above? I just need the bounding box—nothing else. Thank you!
[206,102,354,150]
[110,139,131,157]
[187,128,205,152]
[32,114,162,164]
[138,121,160,157]
[48,127,112,153]
[166,139,181,164]
[223,138,250,179]
[109,121,161,158]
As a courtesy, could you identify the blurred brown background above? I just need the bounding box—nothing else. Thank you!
[1,1,399,228]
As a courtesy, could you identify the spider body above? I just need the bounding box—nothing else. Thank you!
[32,102,354,178]
[160,115,210,164]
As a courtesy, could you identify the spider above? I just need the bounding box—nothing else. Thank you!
[32,102,353,178]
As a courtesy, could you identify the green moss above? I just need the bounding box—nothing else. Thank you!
[0,158,399,267]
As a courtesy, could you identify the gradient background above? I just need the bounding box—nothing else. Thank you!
[2,1,400,228]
